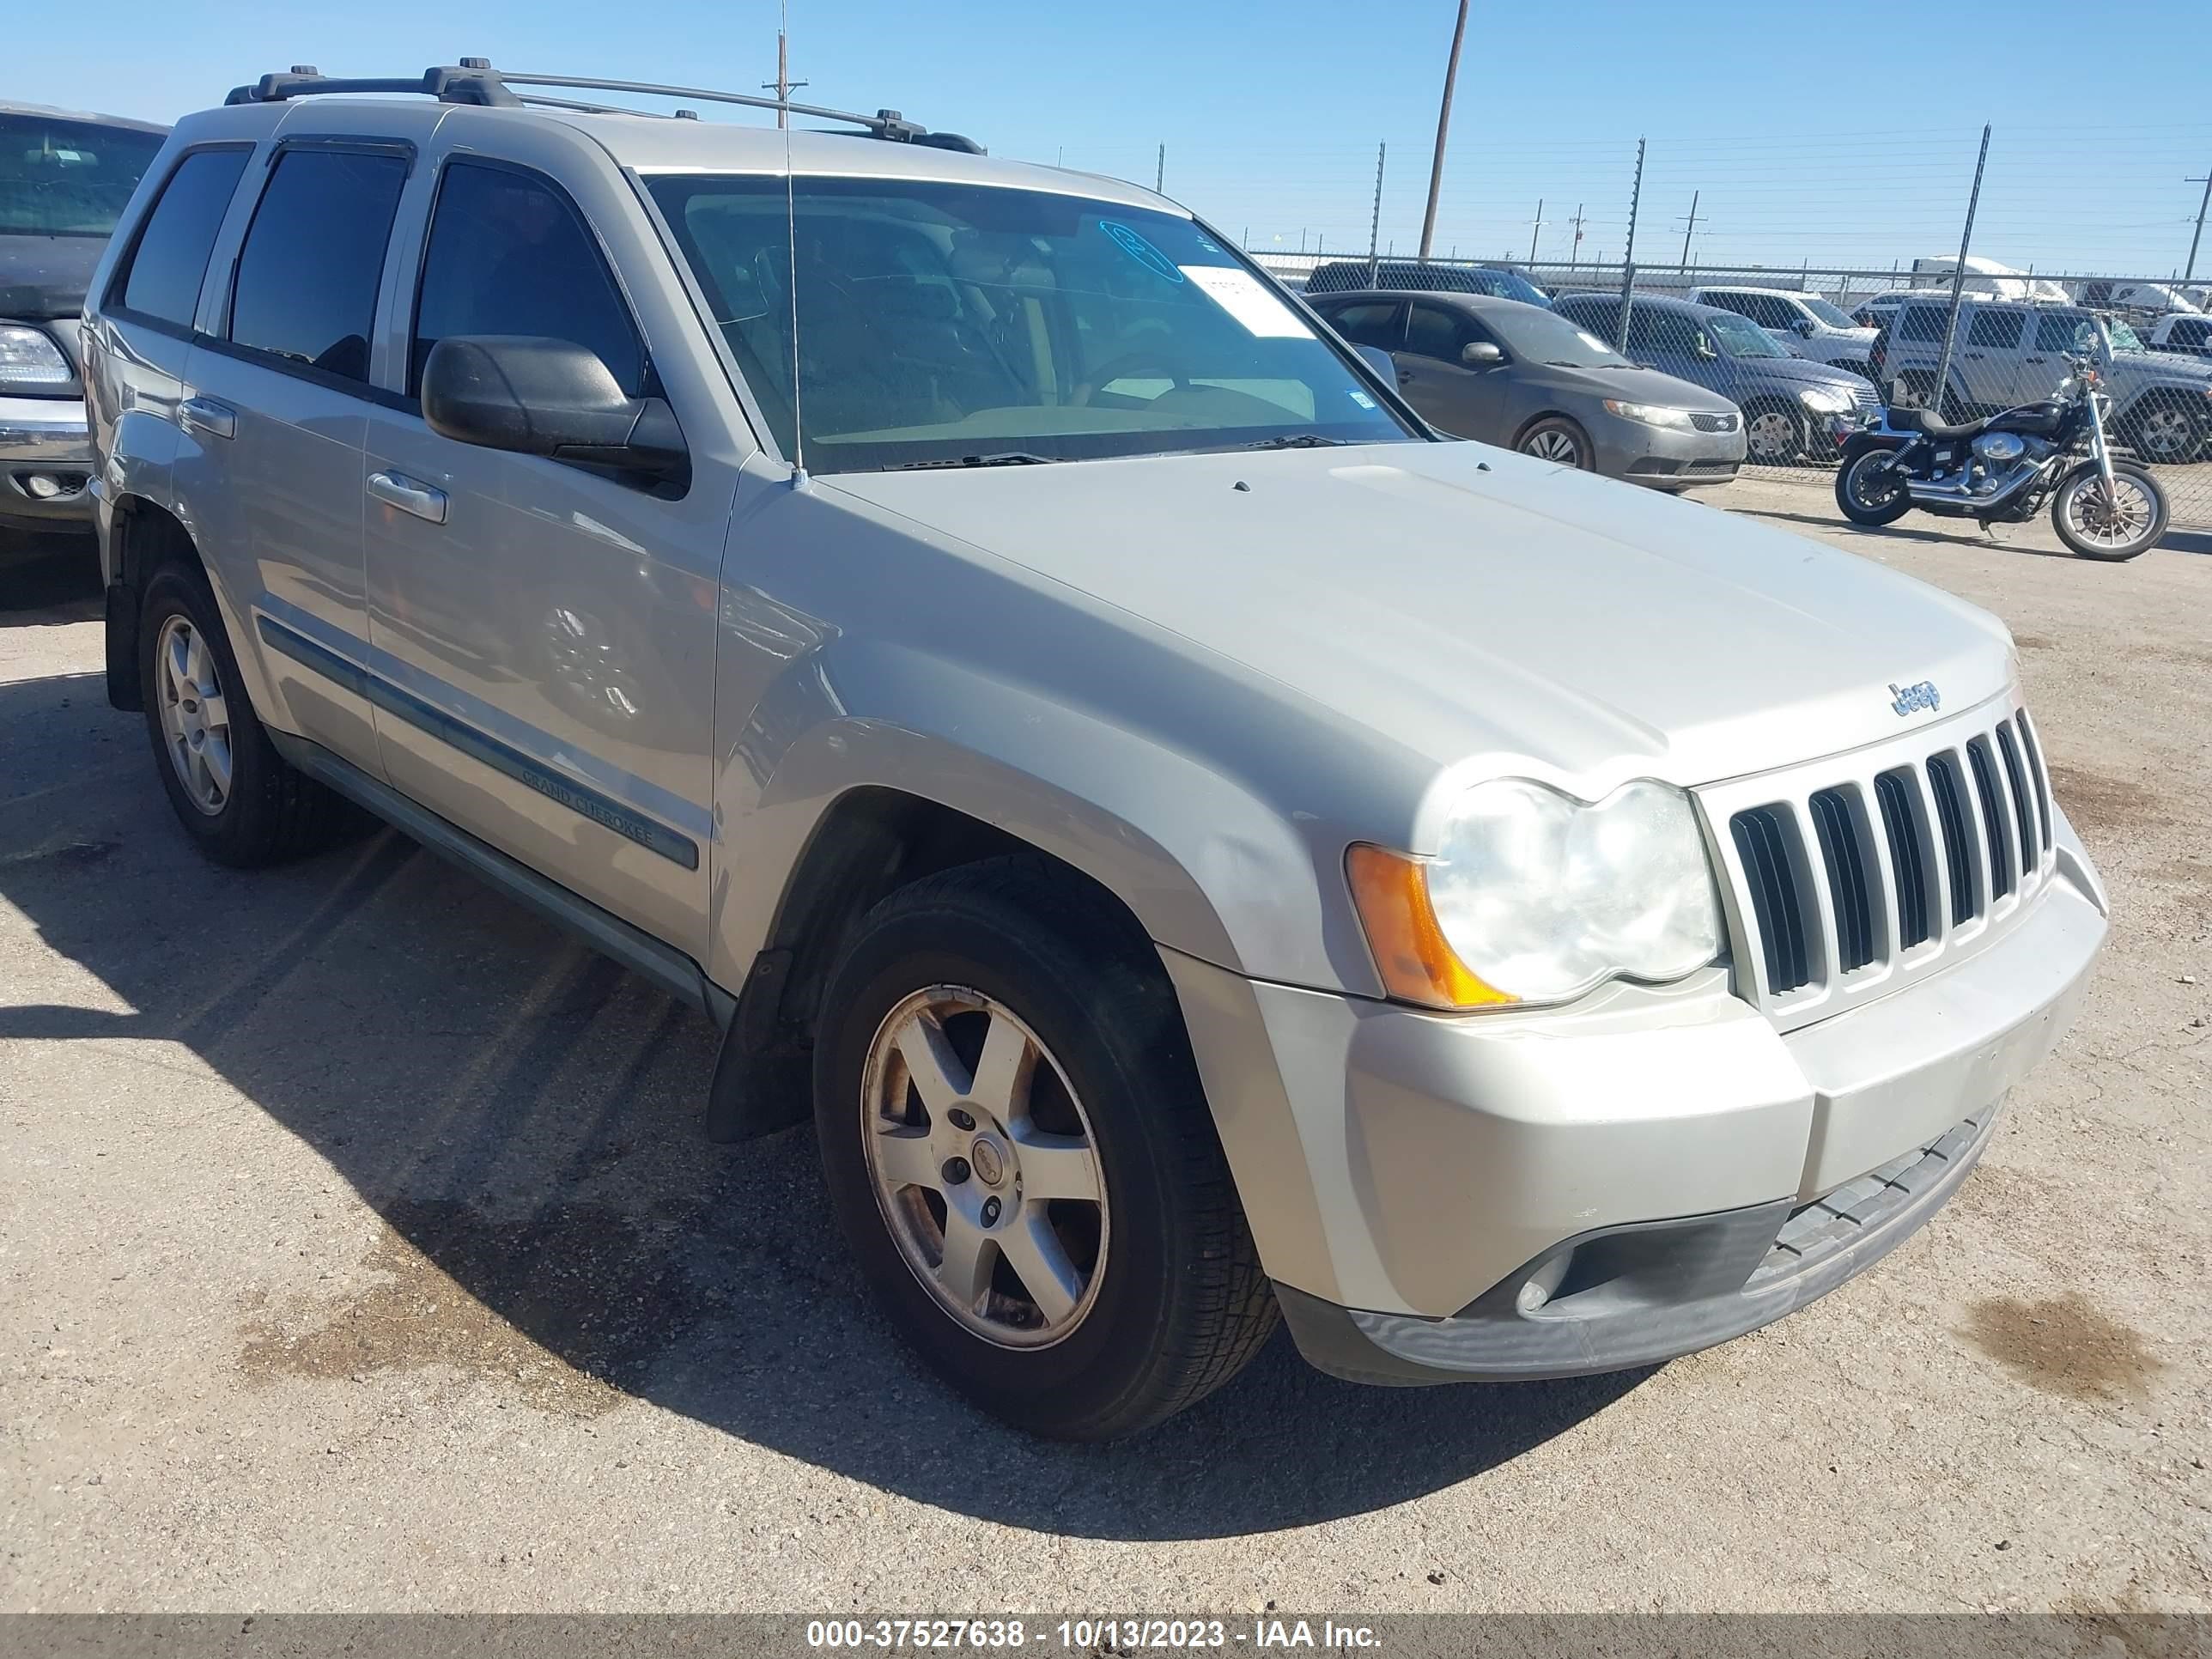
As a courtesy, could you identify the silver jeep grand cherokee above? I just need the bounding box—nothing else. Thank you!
[83,65,2107,1440]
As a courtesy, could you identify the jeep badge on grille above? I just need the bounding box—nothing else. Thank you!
[1889,680,1941,716]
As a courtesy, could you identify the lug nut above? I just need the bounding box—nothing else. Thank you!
[948,1108,976,1132]
[941,1157,969,1185]
[980,1196,1001,1227]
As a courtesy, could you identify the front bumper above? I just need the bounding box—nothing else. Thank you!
[0,394,96,535]
[1587,410,1745,489]
[1164,818,2106,1385]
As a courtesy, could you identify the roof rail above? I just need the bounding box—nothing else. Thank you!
[221,61,983,152]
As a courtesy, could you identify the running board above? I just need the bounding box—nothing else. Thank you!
[266,729,735,1028]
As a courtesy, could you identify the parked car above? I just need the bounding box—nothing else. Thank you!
[1553,291,1882,464]
[1309,289,1744,489]
[2145,311,2212,361]
[1873,296,2212,464]
[88,64,2106,1440]
[1303,257,1552,308]
[1686,285,1881,378]
[1,100,167,565]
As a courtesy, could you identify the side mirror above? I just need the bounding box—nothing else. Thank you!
[422,336,689,486]
[1790,317,1816,337]
[1353,344,1396,381]
[1461,341,1504,368]
[1694,336,1720,360]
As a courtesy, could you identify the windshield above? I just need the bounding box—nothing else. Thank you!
[646,176,1417,472]
[0,113,166,236]
[1704,310,1790,357]
[1802,296,1858,329]
[1485,303,1631,368]
[2106,319,2146,352]
[1472,267,1551,307]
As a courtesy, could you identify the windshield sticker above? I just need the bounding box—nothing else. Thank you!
[1179,265,1313,338]
[1348,390,1377,410]
[1099,221,1183,283]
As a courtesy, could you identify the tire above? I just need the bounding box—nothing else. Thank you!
[1835,447,1912,526]
[2122,402,2209,466]
[138,563,354,866]
[1742,399,1809,465]
[1516,416,1594,470]
[812,854,1278,1440]
[2051,463,2168,562]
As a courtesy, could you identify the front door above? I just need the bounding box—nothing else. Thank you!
[359,149,730,954]
[1395,301,1513,441]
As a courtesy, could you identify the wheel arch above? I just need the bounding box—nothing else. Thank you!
[102,494,208,712]
[1509,410,1590,451]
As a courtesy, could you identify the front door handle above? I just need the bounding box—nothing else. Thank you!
[1397,368,1414,385]
[368,470,448,526]
[179,397,234,441]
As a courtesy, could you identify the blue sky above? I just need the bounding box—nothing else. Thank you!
[24,0,2212,279]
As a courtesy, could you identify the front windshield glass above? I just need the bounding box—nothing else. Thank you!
[1485,303,1631,368]
[2106,318,2146,352]
[1704,310,1789,358]
[1803,296,1858,329]
[1475,267,1550,307]
[0,113,166,236]
[646,175,1416,471]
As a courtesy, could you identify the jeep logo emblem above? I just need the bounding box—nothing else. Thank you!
[1889,680,1941,717]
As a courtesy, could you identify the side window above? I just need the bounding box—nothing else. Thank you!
[1753,295,1801,329]
[1565,301,1619,343]
[1322,301,1402,351]
[1898,305,1948,343]
[412,162,646,396]
[1702,292,1753,319]
[1966,308,2025,349]
[1404,303,1471,362]
[2178,319,2211,349]
[2078,283,2112,307]
[1625,307,1677,352]
[2035,312,2095,354]
[113,148,252,329]
[228,148,410,383]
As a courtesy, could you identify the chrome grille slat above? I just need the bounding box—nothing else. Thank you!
[1708,701,2053,1030]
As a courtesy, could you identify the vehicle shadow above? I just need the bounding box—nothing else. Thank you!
[0,667,1646,1540]
[0,537,104,623]
[1743,506,2212,559]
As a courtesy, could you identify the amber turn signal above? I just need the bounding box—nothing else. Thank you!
[1345,844,1515,1010]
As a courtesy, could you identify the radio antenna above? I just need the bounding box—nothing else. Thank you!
[781,0,806,485]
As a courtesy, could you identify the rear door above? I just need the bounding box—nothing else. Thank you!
[177,132,413,775]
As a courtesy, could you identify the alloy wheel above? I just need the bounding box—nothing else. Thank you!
[860,986,1109,1349]
[2136,406,2199,463]
[1522,428,1580,465]
[2063,473,2156,550]
[155,616,233,816]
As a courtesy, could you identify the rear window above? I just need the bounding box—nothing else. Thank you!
[228,148,409,384]
[0,112,167,237]
[114,147,251,329]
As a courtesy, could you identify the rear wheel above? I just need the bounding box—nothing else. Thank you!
[1517,416,1594,470]
[2052,464,2167,561]
[1743,399,1809,465]
[813,856,1278,1440]
[1835,447,1912,526]
[138,565,353,866]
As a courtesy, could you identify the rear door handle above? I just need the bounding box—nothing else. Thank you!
[179,397,234,441]
[367,470,448,526]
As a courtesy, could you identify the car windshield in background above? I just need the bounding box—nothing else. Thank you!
[1803,296,1859,329]
[1705,311,1790,357]
[2106,319,2147,352]
[1486,304,1632,369]
[0,113,166,236]
[1475,267,1550,307]
[646,176,1416,472]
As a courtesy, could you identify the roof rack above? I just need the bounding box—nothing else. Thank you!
[222,60,984,153]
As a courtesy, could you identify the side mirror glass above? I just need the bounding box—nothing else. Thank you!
[1791,317,1815,336]
[421,335,689,487]
[1462,341,1504,368]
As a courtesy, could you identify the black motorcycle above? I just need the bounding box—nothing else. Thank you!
[1835,356,2169,561]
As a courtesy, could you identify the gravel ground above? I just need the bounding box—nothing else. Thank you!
[2,482,2207,1614]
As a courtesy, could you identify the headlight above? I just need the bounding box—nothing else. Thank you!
[1602,399,1696,429]
[0,324,74,394]
[1798,386,1853,413]
[1347,778,1723,1010]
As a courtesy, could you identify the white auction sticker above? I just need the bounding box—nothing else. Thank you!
[1178,265,1314,338]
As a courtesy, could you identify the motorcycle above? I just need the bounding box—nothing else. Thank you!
[1834,354,2170,561]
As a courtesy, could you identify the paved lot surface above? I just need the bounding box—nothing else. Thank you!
[2,483,2207,1613]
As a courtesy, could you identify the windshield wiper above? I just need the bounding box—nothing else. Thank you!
[886,451,1065,471]
[1238,433,1350,450]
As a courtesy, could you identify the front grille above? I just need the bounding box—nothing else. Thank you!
[1846,380,1884,413]
[1719,705,2055,1022]
[1691,410,1740,434]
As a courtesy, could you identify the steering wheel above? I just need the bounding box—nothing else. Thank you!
[1073,349,1188,408]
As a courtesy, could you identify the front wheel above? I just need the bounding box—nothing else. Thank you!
[812,855,1278,1440]
[1517,416,1594,470]
[2051,463,2167,561]
[1835,447,1912,526]
[1743,400,1809,465]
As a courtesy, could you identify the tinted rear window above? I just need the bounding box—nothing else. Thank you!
[228,149,409,383]
[116,148,250,329]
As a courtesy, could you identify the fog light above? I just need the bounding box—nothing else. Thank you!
[24,473,62,499]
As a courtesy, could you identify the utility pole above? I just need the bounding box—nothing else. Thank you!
[761,2,806,127]
[1930,125,1993,422]
[2185,167,2212,284]
[1367,143,1387,285]
[1527,198,1545,264]
[1155,144,1165,194]
[1675,189,1703,270]
[1568,204,1586,270]
[1418,0,1471,260]
[1615,137,1645,351]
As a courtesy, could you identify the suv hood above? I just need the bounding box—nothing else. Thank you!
[0,233,104,321]
[1737,350,1868,388]
[2115,349,2212,385]
[827,441,2013,787]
